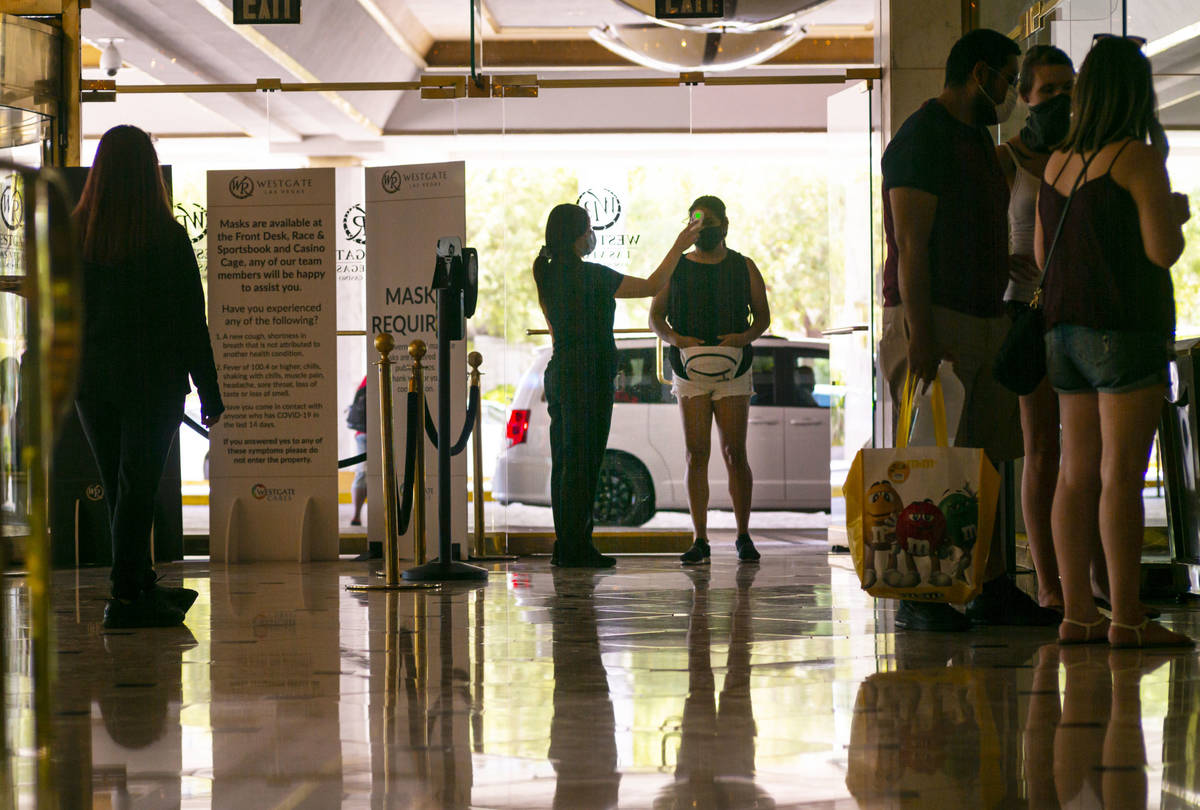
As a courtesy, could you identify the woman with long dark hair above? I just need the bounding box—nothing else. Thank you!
[74,125,223,628]
[1036,38,1192,647]
[535,203,698,567]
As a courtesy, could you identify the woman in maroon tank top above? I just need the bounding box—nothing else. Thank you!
[1035,37,1193,648]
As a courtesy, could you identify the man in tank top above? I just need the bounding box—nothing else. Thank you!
[878,29,1062,632]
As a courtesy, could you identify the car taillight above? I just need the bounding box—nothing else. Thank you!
[506,409,531,446]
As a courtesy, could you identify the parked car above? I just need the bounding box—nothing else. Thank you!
[492,336,833,525]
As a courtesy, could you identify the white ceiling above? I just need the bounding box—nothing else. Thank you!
[80,0,878,151]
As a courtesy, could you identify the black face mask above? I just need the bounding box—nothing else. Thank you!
[1020,93,1071,153]
[696,225,724,251]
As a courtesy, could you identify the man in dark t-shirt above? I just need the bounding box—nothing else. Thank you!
[878,29,1059,632]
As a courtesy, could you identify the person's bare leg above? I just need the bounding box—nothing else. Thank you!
[351,483,366,524]
[1053,392,1107,641]
[712,395,752,536]
[1098,386,1191,646]
[1020,378,1063,608]
[680,394,714,541]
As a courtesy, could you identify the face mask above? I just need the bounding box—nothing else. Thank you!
[1021,93,1071,152]
[582,229,597,256]
[696,226,724,251]
[981,68,1018,124]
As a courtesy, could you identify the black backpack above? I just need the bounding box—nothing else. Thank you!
[346,386,367,432]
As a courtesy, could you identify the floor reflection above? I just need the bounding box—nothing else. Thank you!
[18,535,1200,807]
[655,566,768,809]
[550,570,619,809]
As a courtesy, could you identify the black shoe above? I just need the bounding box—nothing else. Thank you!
[103,590,186,629]
[552,548,617,568]
[735,534,761,562]
[894,600,970,632]
[349,518,362,526]
[965,576,1062,627]
[150,584,199,613]
[680,538,711,565]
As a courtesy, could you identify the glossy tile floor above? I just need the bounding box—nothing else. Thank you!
[19,531,1200,808]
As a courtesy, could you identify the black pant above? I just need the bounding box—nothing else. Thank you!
[76,397,183,599]
[545,365,614,557]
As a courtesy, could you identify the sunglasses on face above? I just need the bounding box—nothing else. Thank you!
[1092,33,1148,47]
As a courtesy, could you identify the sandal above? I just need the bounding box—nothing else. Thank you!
[1059,616,1110,645]
[1109,619,1195,650]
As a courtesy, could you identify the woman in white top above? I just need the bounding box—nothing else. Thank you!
[996,45,1074,612]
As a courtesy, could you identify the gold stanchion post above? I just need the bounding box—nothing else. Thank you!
[376,334,400,585]
[469,352,485,557]
[467,352,515,561]
[346,335,437,593]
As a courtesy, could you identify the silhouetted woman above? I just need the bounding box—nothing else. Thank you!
[73,125,223,628]
[534,204,698,567]
[1037,39,1192,648]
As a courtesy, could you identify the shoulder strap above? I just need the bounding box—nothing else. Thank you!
[1106,138,1137,175]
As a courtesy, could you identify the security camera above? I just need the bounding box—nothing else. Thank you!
[100,40,122,77]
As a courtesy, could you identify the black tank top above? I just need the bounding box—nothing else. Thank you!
[666,249,753,378]
[1040,142,1175,338]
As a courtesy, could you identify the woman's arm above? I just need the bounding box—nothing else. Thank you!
[1115,140,1189,268]
[175,226,223,424]
[649,286,701,348]
[718,257,770,347]
[615,220,701,299]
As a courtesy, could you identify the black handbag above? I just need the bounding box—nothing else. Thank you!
[993,150,1101,396]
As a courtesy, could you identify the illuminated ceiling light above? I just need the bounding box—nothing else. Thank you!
[608,0,835,32]
[1146,20,1200,57]
[590,23,806,71]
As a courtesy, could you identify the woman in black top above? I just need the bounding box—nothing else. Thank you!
[1036,39,1191,648]
[73,125,224,628]
[535,204,698,567]
[650,196,771,565]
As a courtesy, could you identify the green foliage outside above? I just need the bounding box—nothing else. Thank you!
[465,164,835,344]
[1172,188,1200,336]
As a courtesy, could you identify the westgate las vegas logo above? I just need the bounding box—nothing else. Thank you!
[342,203,366,244]
[252,482,296,502]
[577,186,640,266]
[230,174,314,200]
[381,167,449,194]
[1,180,24,230]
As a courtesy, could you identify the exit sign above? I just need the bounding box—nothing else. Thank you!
[655,0,724,18]
[233,0,301,24]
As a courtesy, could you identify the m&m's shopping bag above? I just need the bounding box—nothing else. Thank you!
[845,374,999,604]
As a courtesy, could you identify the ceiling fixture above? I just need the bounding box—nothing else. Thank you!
[590,24,806,72]
[592,0,836,72]
[609,0,833,31]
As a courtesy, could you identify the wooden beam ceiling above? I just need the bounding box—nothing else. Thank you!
[425,36,873,69]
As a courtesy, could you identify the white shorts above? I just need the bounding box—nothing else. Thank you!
[671,369,753,401]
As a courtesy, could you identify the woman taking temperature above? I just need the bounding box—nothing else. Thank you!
[534,204,700,568]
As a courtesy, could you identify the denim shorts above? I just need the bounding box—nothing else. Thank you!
[1045,324,1169,394]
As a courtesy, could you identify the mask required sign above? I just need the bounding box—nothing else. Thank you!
[233,0,301,24]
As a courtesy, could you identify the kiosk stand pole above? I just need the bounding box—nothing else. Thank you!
[402,290,489,582]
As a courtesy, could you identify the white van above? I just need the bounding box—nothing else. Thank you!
[492,336,833,525]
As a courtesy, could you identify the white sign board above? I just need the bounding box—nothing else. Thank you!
[335,168,367,461]
[365,162,467,559]
[207,168,338,561]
